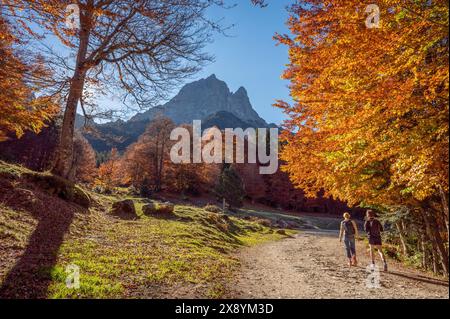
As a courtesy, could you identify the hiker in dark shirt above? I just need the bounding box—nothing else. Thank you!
[339,212,359,267]
[364,210,388,272]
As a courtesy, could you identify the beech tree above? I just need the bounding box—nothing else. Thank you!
[0,16,57,141]
[96,147,120,191]
[277,0,448,274]
[3,0,247,180]
[123,117,175,192]
[2,0,269,180]
[72,132,97,183]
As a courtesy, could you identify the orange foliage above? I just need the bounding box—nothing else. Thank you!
[0,17,58,141]
[276,1,449,206]
[73,132,97,184]
[96,148,121,191]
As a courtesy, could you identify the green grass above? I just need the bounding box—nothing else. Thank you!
[45,200,292,298]
[0,161,295,299]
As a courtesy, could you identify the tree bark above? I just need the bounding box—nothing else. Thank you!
[396,221,409,256]
[52,12,91,180]
[438,185,449,237]
[420,233,427,270]
[423,210,449,275]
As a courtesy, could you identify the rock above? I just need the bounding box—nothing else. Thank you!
[142,203,158,216]
[143,202,175,217]
[255,218,272,227]
[73,186,91,209]
[276,229,287,235]
[285,221,301,229]
[158,202,175,215]
[111,200,136,219]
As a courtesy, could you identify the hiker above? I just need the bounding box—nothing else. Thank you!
[364,210,388,272]
[339,212,359,267]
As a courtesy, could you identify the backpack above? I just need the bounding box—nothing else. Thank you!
[367,219,382,237]
[342,220,355,236]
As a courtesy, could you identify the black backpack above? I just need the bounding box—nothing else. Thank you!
[367,219,382,237]
[343,220,355,236]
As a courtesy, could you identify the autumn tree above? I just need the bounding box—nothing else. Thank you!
[2,0,246,180]
[166,124,207,195]
[72,131,97,183]
[2,0,272,181]
[0,16,57,142]
[96,148,120,191]
[277,1,448,274]
[123,117,175,192]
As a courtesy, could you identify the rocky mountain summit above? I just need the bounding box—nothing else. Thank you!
[80,75,276,152]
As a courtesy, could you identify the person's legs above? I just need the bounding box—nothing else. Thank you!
[376,245,388,271]
[344,238,352,266]
[369,244,375,265]
[349,238,357,266]
[372,244,388,271]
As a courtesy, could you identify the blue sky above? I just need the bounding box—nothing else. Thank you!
[56,1,294,125]
[191,1,293,125]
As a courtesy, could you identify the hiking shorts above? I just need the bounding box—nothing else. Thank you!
[369,236,382,246]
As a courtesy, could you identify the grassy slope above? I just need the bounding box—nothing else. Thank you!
[0,161,293,299]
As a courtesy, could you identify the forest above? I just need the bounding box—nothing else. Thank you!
[0,0,448,299]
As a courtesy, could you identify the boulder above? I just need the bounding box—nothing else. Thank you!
[24,172,91,208]
[73,186,91,209]
[158,202,175,215]
[111,199,136,219]
[143,202,175,217]
[142,203,158,216]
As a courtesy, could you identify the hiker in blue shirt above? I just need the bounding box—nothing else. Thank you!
[339,212,359,267]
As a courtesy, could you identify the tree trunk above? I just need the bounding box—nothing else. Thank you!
[421,233,427,270]
[396,221,409,256]
[423,210,449,275]
[439,185,449,236]
[52,15,91,180]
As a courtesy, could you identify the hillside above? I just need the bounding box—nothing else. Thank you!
[1,161,447,299]
[0,161,291,298]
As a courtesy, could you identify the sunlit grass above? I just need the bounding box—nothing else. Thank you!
[45,200,291,298]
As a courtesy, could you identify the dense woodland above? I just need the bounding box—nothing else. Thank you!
[0,0,449,279]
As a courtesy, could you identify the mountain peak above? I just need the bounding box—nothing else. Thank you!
[234,86,248,96]
[130,75,268,127]
[84,75,272,152]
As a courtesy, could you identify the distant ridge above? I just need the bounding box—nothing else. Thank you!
[81,75,276,152]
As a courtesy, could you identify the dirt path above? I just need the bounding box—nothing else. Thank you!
[228,230,449,299]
